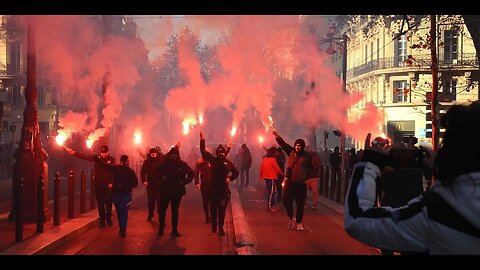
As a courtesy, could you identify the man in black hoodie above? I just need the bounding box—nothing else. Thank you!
[272,129,312,231]
[140,148,163,222]
[156,147,194,237]
[200,132,239,236]
[94,154,138,237]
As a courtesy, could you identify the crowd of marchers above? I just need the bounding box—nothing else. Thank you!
[60,101,480,254]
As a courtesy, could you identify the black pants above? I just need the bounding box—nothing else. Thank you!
[201,186,210,219]
[209,195,230,228]
[95,186,112,222]
[276,175,284,199]
[157,193,182,230]
[147,188,158,217]
[240,167,250,187]
[283,181,307,223]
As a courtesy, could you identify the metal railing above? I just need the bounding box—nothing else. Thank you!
[347,53,478,79]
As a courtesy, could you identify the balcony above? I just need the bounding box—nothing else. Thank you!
[347,53,479,79]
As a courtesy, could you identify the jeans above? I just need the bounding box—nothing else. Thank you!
[112,192,132,232]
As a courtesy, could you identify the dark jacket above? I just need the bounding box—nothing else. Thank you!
[94,156,138,193]
[307,151,321,178]
[157,156,194,197]
[140,155,163,190]
[274,150,286,173]
[239,147,252,169]
[200,138,239,200]
[275,135,312,183]
[75,152,115,188]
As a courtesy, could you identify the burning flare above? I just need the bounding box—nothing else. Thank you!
[133,131,143,145]
[182,123,190,135]
[86,139,94,149]
[55,133,68,146]
[230,127,237,137]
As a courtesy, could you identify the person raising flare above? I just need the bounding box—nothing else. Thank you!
[156,147,194,237]
[344,101,480,254]
[64,145,115,228]
[140,147,163,222]
[271,129,312,231]
[94,154,138,237]
[195,147,214,224]
[200,131,239,236]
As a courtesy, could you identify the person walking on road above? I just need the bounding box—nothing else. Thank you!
[195,148,214,224]
[65,145,115,228]
[200,131,239,236]
[140,147,163,222]
[271,129,312,231]
[94,154,138,237]
[156,147,194,237]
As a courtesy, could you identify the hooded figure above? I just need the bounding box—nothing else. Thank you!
[200,132,239,236]
[141,147,163,222]
[156,146,194,237]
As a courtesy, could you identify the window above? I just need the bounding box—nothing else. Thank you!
[38,86,45,106]
[365,44,368,64]
[442,79,457,101]
[12,86,22,105]
[444,30,458,64]
[376,38,380,61]
[393,80,409,103]
[9,42,21,73]
[394,34,407,66]
[370,41,374,62]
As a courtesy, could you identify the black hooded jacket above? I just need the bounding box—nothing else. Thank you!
[200,138,239,200]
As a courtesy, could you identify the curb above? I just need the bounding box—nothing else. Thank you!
[230,188,258,255]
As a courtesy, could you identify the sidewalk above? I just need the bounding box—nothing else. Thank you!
[0,188,146,255]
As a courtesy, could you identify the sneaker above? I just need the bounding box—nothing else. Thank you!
[288,218,296,229]
[99,221,106,228]
[119,229,126,237]
[147,215,153,222]
[211,225,217,233]
[296,223,304,231]
[106,218,113,227]
[218,227,225,236]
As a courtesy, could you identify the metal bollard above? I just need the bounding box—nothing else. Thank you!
[90,169,96,209]
[68,170,75,218]
[54,172,61,225]
[15,177,24,242]
[37,174,45,233]
[336,170,343,203]
[80,169,86,213]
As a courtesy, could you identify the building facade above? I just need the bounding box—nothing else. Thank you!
[336,15,479,148]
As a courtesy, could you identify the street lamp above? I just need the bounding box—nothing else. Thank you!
[9,17,49,222]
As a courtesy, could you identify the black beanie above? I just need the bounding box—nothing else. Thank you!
[294,139,305,149]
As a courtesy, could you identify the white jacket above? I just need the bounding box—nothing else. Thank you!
[344,161,480,255]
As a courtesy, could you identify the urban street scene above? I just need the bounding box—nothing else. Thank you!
[0,15,479,255]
